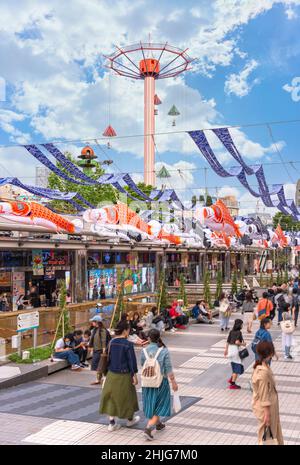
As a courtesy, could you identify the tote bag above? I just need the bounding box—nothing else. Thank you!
[262,427,278,446]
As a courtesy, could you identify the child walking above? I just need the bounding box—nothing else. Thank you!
[224,319,246,390]
[281,311,295,360]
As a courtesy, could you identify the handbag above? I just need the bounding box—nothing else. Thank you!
[97,342,111,376]
[173,391,181,413]
[239,348,249,360]
[262,426,278,445]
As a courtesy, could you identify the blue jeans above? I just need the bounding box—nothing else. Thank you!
[278,309,284,324]
[54,350,80,365]
[220,314,230,330]
[285,346,291,357]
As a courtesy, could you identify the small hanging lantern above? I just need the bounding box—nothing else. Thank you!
[168,105,180,126]
[157,165,171,179]
[154,94,162,116]
[78,146,98,169]
[103,125,117,149]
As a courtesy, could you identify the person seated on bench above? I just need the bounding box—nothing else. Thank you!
[53,334,81,370]
[72,329,89,367]
[192,300,213,324]
[161,305,176,332]
[170,300,188,328]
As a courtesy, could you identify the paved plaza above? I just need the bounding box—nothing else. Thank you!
[0,312,300,446]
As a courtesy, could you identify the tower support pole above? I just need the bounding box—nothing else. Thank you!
[144,76,155,186]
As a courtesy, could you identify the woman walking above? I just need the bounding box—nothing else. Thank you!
[252,341,284,445]
[224,319,246,390]
[219,292,231,332]
[241,292,255,315]
[99,320,140,431]
[89,315,111,385]
[141,329,178,441]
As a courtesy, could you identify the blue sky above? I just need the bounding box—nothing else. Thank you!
[0,0,300,214]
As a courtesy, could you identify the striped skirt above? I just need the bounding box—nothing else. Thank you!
[142,377,171,419]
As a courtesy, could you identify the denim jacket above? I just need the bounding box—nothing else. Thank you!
[108,337,138,376]
[140,342,173,377]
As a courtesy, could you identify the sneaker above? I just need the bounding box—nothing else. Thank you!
[288,355,293,360]
[71,364,81,370]
[126,416,140,428]
[156,422,166,431]
[143,427,154,441]
[171,328,176,333]
[80,362,89,368]
[229,384,241,390]
[108,423,121,432]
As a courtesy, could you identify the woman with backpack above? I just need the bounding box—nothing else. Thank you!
[251,318,278,363]
[99,320,140,432]
[141,329,178,441]
[219,292,231,332]
[281,310,295,360]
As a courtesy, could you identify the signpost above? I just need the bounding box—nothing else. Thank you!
[16,311,40,356]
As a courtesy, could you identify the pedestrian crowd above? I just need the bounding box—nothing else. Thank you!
[51,273,300,445]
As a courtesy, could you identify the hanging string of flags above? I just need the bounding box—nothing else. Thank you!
[188,129,300,220]
[10,126,298,220]
[0,177,93,210]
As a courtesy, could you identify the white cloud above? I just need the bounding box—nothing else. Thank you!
[224,59,259,97]
[285,6,298,18]
[0,0,297,174]
[0,109,31,144]
[217,185,241,198]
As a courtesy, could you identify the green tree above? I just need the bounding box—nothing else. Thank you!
[178,273,188,307]
[125,182,154,208]
[215,270,223,300]
[51,281,72,348]
[203,270,212,307]
[111,272,125,328]
[157,271,168,311]
[268,272,274,288]
[191,195,197,207]
[231,270,238,295]
[239,271,244,291]
[284,269,289,284]
[259,271,264,287]
[47,152,118,213]
[273,212,300,231]
[206,195,213,206]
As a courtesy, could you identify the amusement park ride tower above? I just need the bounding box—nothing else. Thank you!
[107,42,193,186]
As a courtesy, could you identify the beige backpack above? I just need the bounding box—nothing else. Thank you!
[141,347,164,388]
[280,320,295,334]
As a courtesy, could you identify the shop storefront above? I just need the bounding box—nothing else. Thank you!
[0,249,72,310]
[87,250,156,299]
[165,252,200,285]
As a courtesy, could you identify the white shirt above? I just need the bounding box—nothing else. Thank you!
[55,338,65,350]
[228,344,242,365]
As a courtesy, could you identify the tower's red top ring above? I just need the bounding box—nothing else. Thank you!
[106,42,193,80]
